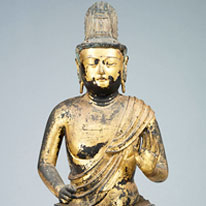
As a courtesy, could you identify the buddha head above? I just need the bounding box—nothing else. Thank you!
[75,1,129,97]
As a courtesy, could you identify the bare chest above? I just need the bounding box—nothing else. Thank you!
[66,107,123,159]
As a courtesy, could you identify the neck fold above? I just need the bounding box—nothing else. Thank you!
[87,91,119,106]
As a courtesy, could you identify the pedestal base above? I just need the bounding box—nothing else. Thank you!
[54,195,155,206]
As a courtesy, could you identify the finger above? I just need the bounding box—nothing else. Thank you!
[60,198,67,204]
[65,185,76,193]
[150,136,157,153]
[155,139,160,156]
[60,194,71,203]
[134,137,141,153]
[145,131,151,150]
[70,185,76,192]
[62,190,73,198]
[151,138,160,159]
[141,134,146,149]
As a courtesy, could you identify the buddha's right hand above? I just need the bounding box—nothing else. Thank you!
[59,184,76,203]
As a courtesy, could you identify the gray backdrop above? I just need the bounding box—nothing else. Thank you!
[0,0,205,205]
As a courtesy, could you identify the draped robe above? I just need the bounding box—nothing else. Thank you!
[64,96,155,206]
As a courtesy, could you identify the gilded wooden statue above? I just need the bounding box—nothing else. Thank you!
[38,2,168,206]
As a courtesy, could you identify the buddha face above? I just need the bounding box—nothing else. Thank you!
[79,48,124,96]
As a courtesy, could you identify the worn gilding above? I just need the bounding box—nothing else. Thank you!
[38,2,168,206]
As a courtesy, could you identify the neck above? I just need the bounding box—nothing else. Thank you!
[87,91,119,106]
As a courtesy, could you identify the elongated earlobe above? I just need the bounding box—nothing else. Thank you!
[121,67,126,93]
[75,58,84,94]
[121,56,129,93]
[121,79,126,93]
[80,81,84,93]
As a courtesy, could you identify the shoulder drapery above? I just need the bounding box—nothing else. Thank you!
[67,96,155,205]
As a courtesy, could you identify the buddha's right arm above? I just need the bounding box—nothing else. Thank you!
[38,107,66,198]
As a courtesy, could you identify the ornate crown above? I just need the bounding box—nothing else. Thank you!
[76,1,127,57]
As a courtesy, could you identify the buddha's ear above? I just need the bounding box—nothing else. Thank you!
[75,58,80,76]
[123,56,129,82]
[75,58,84,94]
[121,55,129,93]
[124,55,129,66]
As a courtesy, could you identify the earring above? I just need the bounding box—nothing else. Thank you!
[80,81,84,94]
[121,79,125,93]
[121,66,126,93]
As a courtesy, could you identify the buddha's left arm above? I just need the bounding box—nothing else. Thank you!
[134,118,168,182]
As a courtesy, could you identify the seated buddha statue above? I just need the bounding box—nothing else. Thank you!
[38,2,168,206]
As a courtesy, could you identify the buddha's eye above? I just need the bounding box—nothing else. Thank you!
[94,59,99,65]
[86,58,99,66]
[106,61,116,66]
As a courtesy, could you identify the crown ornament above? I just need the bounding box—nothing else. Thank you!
[76,1,127,56]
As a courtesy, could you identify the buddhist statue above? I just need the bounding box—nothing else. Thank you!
[38,2,168,206]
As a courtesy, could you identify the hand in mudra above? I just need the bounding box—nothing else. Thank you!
[59,184,76,203]
[134,132,160,175]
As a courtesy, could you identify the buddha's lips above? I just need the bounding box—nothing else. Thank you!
[92,78,107,84]
[97,78,107,81]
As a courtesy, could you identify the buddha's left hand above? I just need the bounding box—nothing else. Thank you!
[134,134,160,175]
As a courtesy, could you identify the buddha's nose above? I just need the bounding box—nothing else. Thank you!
[98,62,105,75]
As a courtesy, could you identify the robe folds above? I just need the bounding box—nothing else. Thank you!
[64,96,155,206]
